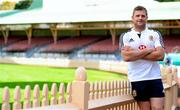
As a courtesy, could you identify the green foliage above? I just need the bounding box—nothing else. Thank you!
[0,1,16,10]
[14,0,33,9]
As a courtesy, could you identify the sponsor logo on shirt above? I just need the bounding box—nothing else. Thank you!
[138,45,147,50]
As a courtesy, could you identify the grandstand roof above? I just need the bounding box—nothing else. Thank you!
[0,0,180,25]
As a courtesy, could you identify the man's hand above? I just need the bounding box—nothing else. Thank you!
[143,46,165,61]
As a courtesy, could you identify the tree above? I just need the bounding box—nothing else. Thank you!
[0,1,16,10]
[14,0,33,9]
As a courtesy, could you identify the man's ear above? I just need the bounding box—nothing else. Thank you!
[131,16,133,20]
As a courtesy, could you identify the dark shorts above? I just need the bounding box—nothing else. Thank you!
[131,79,165,101]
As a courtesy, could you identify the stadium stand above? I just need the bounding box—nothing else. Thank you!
[3,37,52,52]
[164,36,180,53]
[71,37,120,61]
[0,35,25,46]
[40,36,105,53]
[0,37,3,46]
[1,37,53,57]
[0,0,179,61]
[85,38,119,54]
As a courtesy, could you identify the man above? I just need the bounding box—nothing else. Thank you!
[120,6,165,110]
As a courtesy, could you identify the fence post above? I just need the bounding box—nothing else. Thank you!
[13,86,22,110]
[2,87,10,110]
[24,85,31,109]
[71,66,90,110]
[172,66,178,109]
[42,84,49,106]
[164,67,173,110]
[33,85,40,107]
[50,83,58,105]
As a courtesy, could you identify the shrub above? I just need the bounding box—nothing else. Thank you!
[14,0,33,9]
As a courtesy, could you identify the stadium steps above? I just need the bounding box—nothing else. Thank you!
[26,44,51,58]
[114,49,122,61]
[26,46,39,57]
[0,46,3,57]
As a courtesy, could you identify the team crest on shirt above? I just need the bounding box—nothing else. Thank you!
[132,90,137,97]
[149,35,154,41]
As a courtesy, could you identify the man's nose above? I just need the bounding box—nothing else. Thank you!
[139,16,143,19]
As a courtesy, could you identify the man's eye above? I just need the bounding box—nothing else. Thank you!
[141,15,145,17]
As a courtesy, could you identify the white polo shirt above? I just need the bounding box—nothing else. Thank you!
[120,28,164,82]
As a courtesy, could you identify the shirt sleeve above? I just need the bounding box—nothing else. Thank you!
[119,33,129,50]
[154,31,165,48]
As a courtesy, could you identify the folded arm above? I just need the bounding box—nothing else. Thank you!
[121,46,155,62]
[143,46,165,61]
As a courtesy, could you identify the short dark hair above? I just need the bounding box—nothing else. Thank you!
[132,6,148,16]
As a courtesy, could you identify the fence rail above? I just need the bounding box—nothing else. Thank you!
[2,66,178,110]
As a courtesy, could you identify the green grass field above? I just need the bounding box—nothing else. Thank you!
[0,63,127,106]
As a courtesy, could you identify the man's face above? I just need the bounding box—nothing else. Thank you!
[132,10,148,27]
